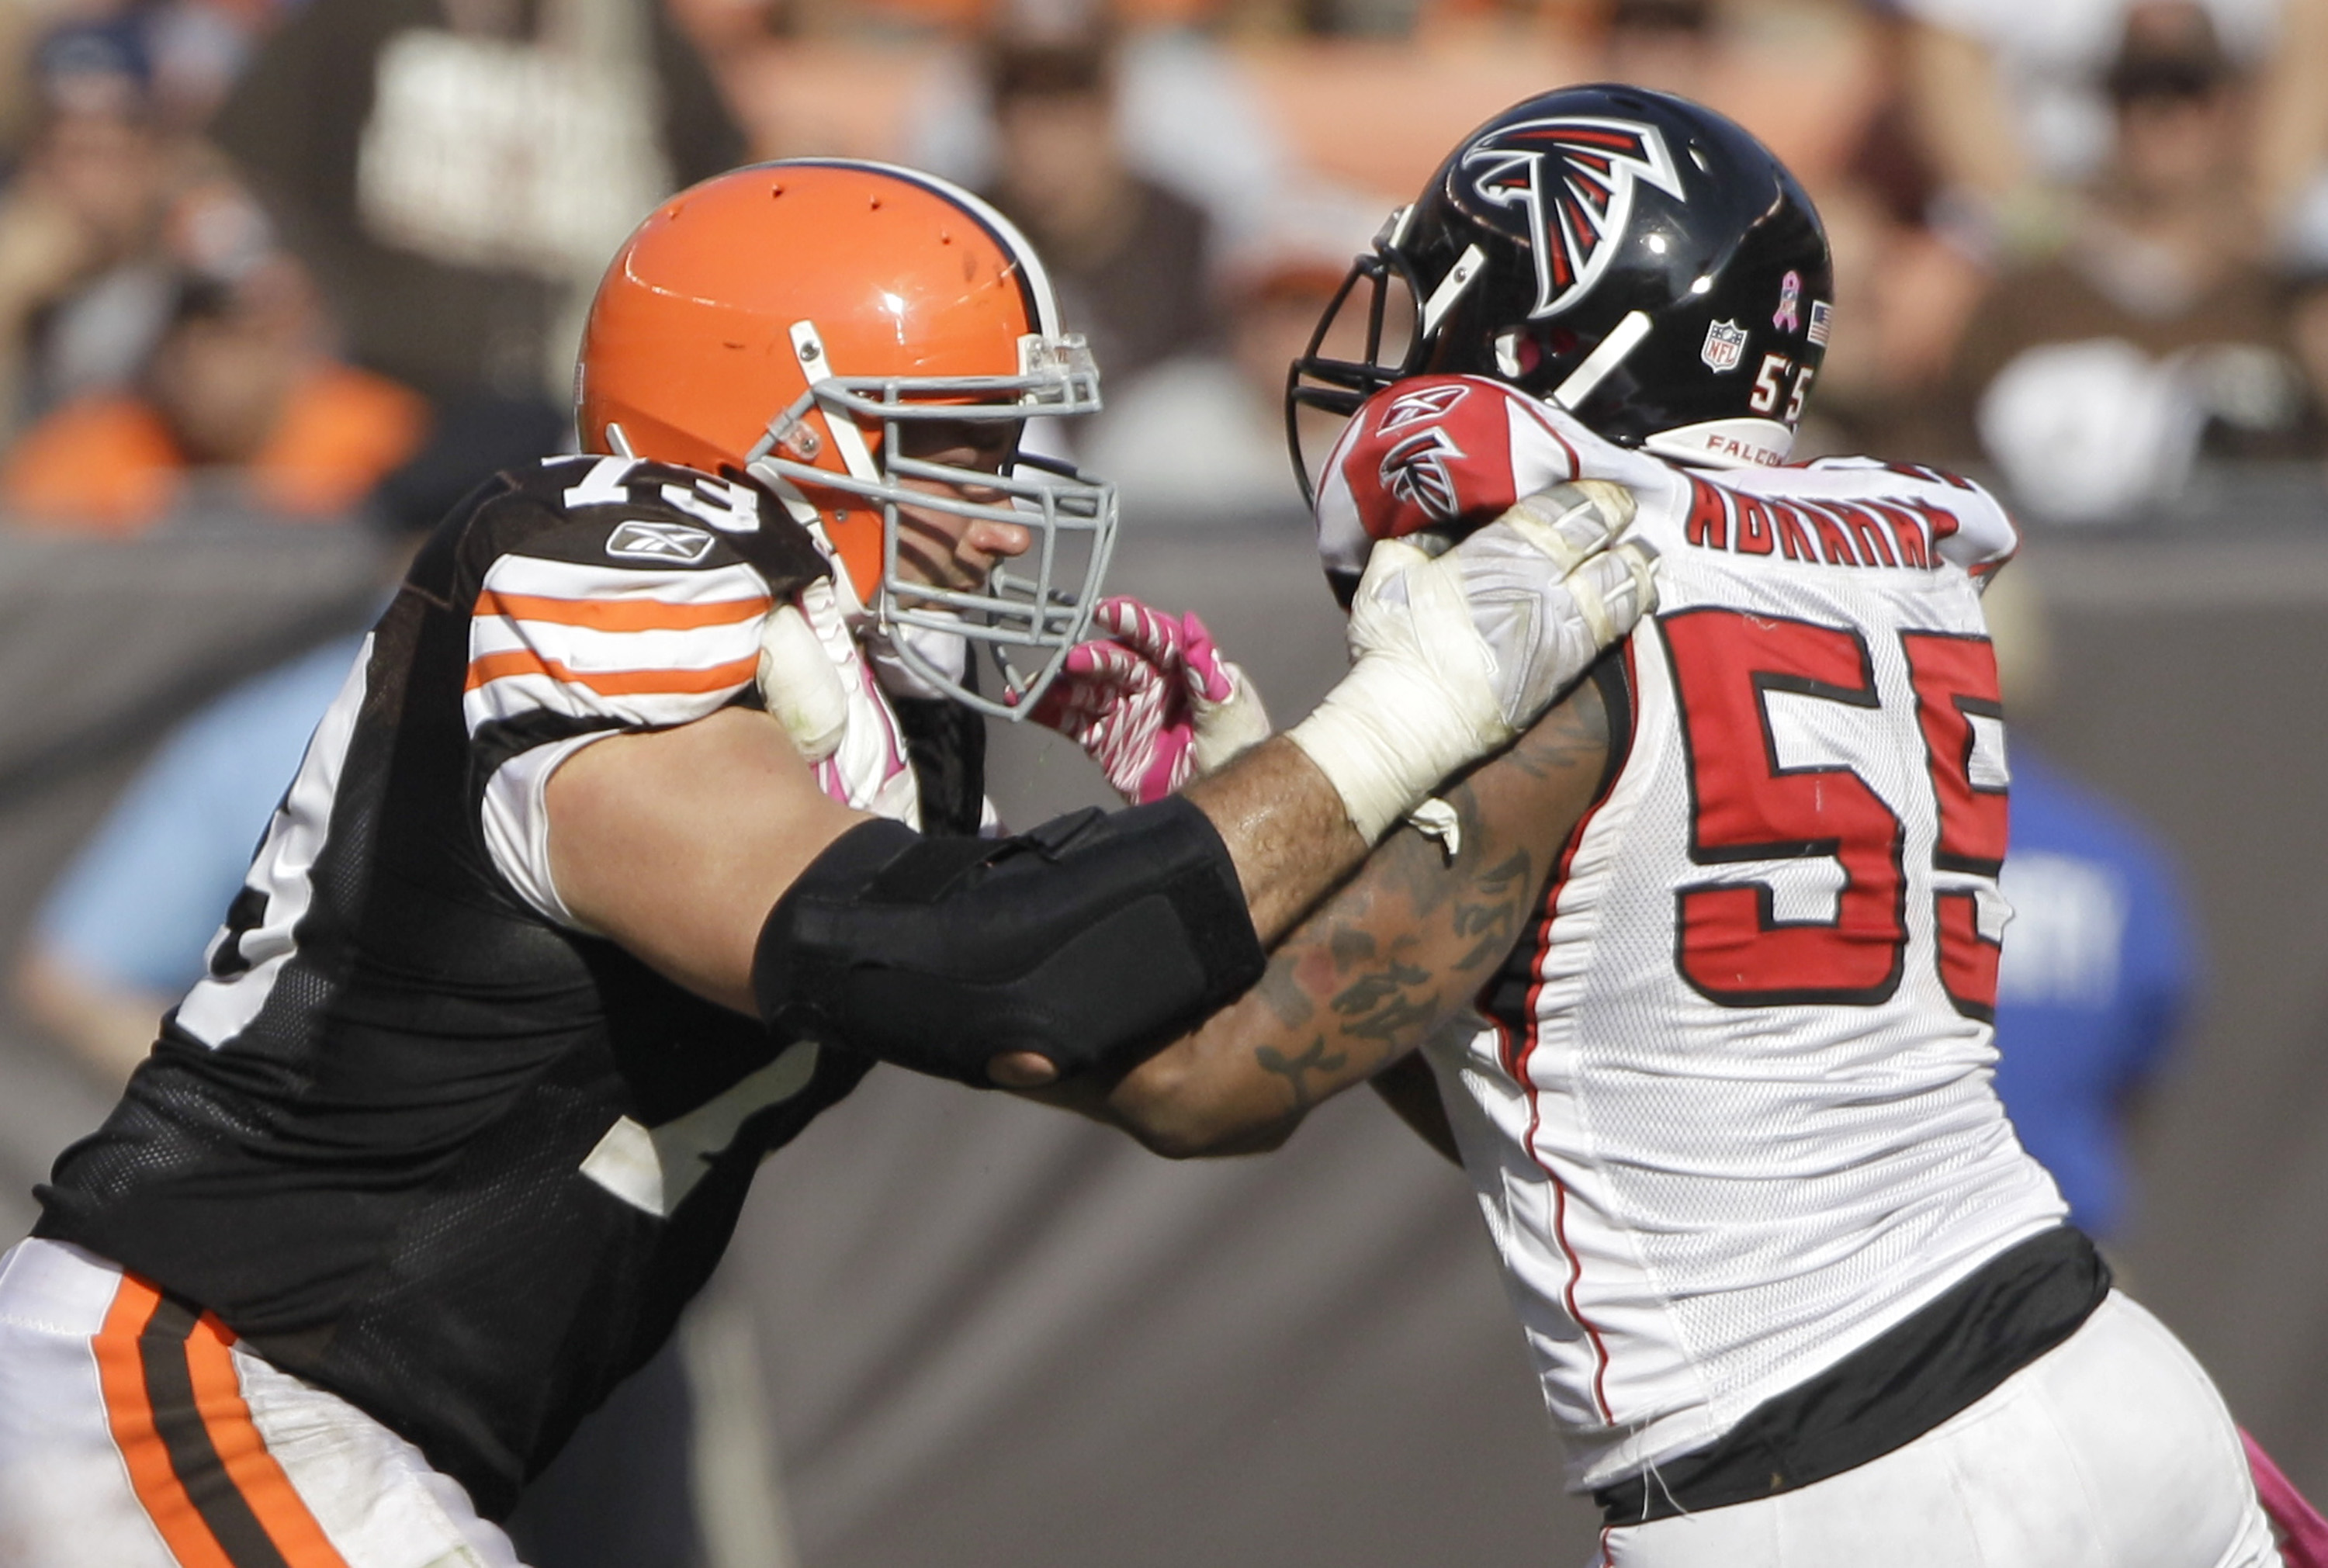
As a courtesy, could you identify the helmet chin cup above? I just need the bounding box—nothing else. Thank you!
[745,334,1117,721]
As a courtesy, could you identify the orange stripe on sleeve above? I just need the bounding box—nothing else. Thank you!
[182,1314,352,1568]
[95,1277,237,1568]
[475,587,771,633]
[462,647,760,697]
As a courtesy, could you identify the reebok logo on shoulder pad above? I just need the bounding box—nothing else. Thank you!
[607,520,715,564]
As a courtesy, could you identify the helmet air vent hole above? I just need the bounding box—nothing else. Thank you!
[1690,145,1713,174]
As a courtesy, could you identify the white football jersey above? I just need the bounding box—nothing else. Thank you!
[1325,379,2067,1490]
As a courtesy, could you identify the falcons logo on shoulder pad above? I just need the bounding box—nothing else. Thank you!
[1459,117,1686,320]
[1379,427,1467,524]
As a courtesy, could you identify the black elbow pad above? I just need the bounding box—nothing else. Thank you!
[753,797,1266,1085]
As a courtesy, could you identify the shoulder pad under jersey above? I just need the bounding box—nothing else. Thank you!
[1796,455,2021,582]
[1314,375,1677,583]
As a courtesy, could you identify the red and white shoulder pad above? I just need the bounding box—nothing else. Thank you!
[1800,455,2021,586]
[1313,375,1674,582]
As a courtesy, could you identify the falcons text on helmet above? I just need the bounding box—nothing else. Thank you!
[1457,118,1687,320]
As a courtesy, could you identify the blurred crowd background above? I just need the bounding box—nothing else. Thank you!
[6,0,2328,530]
[0,0,2325,1565]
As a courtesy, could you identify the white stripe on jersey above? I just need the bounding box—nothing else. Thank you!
[469,552,773,608]
[178,639,372,1050]
[467,618,764,679]
[480,732,622,929]
[473,564,925,929]
[462,554,772,736]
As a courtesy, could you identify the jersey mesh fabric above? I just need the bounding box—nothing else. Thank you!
[33,455,931,1518]
[1428,414,2066,1491]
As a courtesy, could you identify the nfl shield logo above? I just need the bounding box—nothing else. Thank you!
[1701,319,1748,373]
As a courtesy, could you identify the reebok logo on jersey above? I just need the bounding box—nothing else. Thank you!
[1377,382,1471,433]
[606,521,715,565]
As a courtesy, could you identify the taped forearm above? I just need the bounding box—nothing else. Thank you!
[753,798,1266,1085]
[1284,649,1501,844]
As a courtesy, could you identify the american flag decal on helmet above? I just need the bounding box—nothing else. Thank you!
[1458,117,1687,320]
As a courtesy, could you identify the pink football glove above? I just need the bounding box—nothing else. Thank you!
[1024,596,1270,805]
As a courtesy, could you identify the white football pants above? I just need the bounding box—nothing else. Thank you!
[1599,1290,2281,1568]
[0,1237,529,1568]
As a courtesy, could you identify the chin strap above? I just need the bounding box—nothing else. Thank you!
[787,320,882,487]
[1550,310,1653,411]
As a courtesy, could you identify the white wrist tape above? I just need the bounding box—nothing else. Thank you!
[1287,537,1509,841]
[1287,480,1655,842]
[758,602,850,763]
[1287,652,1507,842]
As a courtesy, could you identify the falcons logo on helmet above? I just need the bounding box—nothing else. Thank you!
[1458,117,1687,320]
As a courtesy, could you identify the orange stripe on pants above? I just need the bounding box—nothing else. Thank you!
[94,1274,352,1568]
[181,1312,350,1568]
[95,1276,234,1568]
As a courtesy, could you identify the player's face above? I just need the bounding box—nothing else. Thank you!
[885,418,1033,591]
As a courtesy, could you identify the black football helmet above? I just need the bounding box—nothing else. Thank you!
[1287,84,1833,503]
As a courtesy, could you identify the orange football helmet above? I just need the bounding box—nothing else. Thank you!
[577,158,1114,715]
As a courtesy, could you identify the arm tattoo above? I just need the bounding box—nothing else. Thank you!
[1254,1037,1349,1113]
[1451,849,1531,970]
[1331,959,1430,1018]
[1256,961,1316,1030]
[1329,926,1379,971]
[1242,684,1611,1114]
[1332,957,1437,1044]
